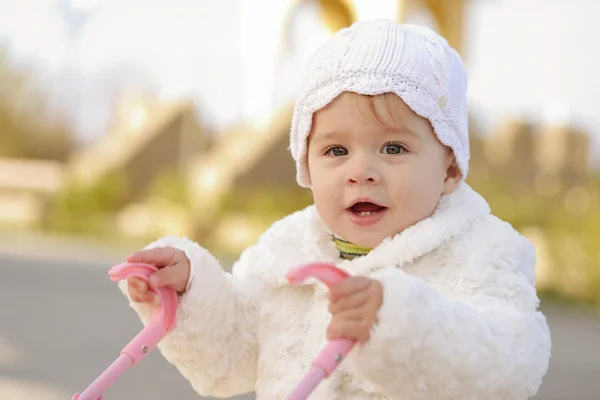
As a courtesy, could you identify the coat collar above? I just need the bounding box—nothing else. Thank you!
[250,182,491,287]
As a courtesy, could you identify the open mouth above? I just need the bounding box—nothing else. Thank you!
[349,202,386,216]
[346,201,387,226]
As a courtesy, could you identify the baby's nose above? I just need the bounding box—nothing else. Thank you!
[346,161,381,185]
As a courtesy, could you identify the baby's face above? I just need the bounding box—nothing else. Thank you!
[307,92,460,248]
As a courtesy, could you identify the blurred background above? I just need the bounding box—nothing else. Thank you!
[0,0,598,399]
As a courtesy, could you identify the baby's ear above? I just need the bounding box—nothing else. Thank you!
[442,151,461,194]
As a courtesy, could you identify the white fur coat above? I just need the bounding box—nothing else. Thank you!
[120,183,551,399]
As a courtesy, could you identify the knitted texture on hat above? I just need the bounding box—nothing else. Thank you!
[289,19,470,188]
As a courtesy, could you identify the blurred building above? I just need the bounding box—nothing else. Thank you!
[483,118,591,190]
[68,92,207,201]
[537,125,590,185]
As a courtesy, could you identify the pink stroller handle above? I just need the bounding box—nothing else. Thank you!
[285,263,355,400]
[73,262,178,400]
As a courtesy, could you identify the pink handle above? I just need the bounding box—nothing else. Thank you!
[73,262,178,400]
[286,262,350,287]
[286,263,355,400]
[108,262,178,364]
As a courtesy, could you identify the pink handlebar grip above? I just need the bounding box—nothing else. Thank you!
[286,262,350,287]
[73,262,178,400]
[108,262,178,365]
[285,263,355,400]
[311,338,354,377]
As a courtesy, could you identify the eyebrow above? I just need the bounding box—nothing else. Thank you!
[312,127,419,142]
[381,126,420,140]
[310,130,344,142]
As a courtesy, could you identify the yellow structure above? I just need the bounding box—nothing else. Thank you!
[399,0,467,54]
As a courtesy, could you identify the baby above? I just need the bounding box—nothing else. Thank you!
[122,20,551,399]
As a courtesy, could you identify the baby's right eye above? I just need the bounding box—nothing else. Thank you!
[325,146,348,156]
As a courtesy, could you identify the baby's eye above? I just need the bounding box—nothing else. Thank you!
[382,143,406,155]
[326,146,348,156]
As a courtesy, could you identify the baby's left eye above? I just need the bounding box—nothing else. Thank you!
[382,144,405,155]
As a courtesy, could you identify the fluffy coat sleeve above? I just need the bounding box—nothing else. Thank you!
[119,236,262,398]
[347,235,551,400]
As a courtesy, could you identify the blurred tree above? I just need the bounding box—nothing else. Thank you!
[0,48,74,161]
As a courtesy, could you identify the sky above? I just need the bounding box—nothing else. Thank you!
[465,0,600,137]
[0,0,599,164]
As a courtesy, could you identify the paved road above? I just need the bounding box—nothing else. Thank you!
[1,254,598,399]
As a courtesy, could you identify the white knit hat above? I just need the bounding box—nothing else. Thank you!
[289,19,469,188]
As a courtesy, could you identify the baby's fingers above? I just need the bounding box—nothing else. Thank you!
[127,247,177,267]
[128,284,160,305]
[127,276,148,293]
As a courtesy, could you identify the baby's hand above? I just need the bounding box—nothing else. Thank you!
[327,277,383,343]
[125,246,191,305]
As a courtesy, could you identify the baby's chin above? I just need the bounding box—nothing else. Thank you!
[336,230,391,249]
[336,219,412,248]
